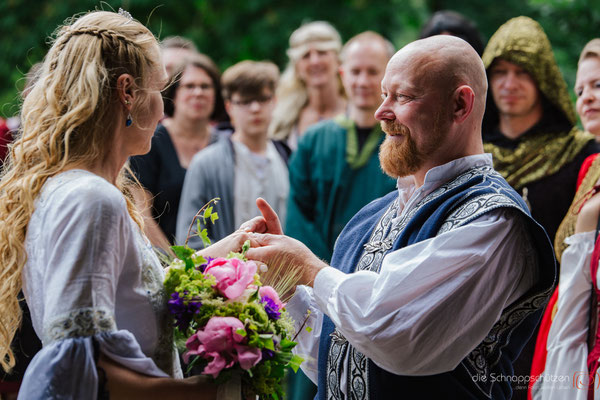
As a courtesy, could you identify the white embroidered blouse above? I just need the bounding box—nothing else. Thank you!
[537,231,600,399]
[19,170,181,399]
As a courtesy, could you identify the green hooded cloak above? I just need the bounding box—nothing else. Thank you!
[482,16,594,191]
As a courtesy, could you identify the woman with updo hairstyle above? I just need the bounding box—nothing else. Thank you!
[0,10,245,398]
[268,21,346,150]
[531,39,600,399]
[130,53,228,252]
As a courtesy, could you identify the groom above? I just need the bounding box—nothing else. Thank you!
[245,35,555,399]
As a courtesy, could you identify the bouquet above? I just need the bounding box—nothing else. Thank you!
[163,200,304,399]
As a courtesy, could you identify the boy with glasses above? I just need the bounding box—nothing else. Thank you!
[176,60,290,248]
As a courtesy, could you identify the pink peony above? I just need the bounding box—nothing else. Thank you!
[205,258,257,299]
[183,316,262,377]
[202,351,235,377]
[183,317,243,377]
[259,286,285,309]
[234,344,262,370]
[196,316,246,352]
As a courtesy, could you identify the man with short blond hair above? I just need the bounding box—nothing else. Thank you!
[285,31,396,263]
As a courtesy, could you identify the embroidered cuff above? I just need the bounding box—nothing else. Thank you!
[43,307,116,345]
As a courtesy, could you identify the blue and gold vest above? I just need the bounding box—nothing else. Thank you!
[316,164,555,400]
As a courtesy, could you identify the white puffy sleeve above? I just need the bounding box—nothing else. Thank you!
[287,208,538,382]
[19,175,168,399]
[537,231,596,400]
[312,208,537,375]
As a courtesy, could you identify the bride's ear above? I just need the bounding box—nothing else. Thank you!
[116,73,135,110]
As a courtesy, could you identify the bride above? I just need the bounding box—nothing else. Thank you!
[0,10,258,399]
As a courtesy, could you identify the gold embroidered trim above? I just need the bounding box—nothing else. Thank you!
[554,155,600,260]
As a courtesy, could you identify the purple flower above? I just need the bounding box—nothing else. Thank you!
[198,256,214,273]
[260,296,281,320]
[168,292,185,313]
[262,348,275,360]
[168,292,202,331]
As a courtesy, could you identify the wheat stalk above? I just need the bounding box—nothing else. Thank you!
[258,253,304,303]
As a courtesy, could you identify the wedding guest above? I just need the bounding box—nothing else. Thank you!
[268,21,346,150]
[177,60,290,249]
[0,10,247,398]
[286,30,396,263]
[419,10,485,56]
[245,35,555,400]
[482,17,599,247]
[531,38,600,400]
[481,19,600,396]
[130,53,227,251]
[160,35,198,75]
[283,31,396,400]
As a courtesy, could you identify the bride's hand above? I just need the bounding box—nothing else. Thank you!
[98,353,217,399]
[196,230,251,260]
[193,198,281,261]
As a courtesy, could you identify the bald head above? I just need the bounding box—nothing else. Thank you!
[375,35,486,182]
[391,35,487,119]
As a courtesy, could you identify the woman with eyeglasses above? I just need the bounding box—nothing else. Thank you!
[130,54,229,252]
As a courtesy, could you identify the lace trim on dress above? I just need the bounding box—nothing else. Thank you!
[43,307,116,345]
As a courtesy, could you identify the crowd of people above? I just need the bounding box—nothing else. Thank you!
[0,7,599,400]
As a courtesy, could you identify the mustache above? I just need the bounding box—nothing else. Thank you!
[381,120,410,136]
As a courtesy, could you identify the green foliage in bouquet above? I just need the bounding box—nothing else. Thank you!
[163,199,304,399]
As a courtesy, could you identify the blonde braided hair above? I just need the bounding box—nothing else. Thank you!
[0,10,159,372]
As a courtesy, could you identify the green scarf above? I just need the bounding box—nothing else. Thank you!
[334,114,384,170]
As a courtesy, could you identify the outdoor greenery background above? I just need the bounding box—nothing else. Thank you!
[1,0,599,118]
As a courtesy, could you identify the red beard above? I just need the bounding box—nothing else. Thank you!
[378,120,424,178]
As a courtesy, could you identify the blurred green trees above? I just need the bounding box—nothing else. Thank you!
[432,0,600,98]
[1,0,599,118]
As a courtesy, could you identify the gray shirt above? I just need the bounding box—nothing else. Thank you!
[176,138,288,249]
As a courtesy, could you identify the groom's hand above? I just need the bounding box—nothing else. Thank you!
[246,233,328,287]
[238,198,283,235]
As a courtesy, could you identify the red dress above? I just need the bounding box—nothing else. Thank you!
[529,153,600,399]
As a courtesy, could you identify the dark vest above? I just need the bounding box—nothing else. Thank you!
[316,164,556,400]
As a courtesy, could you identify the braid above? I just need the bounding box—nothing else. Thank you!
[56,26,137,52]
[69,27,133,46]
[0,10,156,372]
[50,26,141,74]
